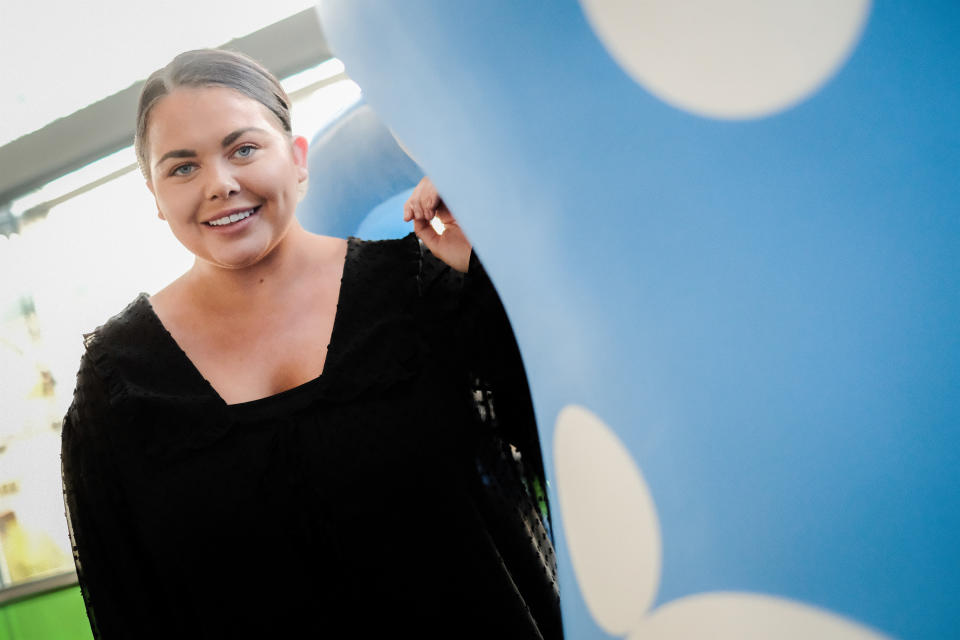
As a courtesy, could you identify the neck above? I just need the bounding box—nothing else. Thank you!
[185,221,314,312]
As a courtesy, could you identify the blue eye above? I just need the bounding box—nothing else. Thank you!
[170,163,195,177]
[233,144,256,159]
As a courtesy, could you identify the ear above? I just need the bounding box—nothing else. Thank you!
[292,135,309,183]
[146,179,166,220]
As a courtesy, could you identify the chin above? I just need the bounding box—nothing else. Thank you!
[203,240,275,270]
[202,249,268,271]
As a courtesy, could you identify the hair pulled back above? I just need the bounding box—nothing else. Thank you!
[135,49,292,179]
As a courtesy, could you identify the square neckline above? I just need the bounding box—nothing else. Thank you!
[139,236,355,411]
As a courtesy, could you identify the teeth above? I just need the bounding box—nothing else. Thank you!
[208,208,254,226]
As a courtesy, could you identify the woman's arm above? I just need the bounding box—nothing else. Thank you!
[61,356,171,639]
[409,178,550,525]
[417,241,563,637]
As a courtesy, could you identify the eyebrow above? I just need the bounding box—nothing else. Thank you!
[154,148,196,169]
[154,127,269,169]
[221,127,266,147]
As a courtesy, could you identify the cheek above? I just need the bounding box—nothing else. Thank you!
[253,164,300,203]
[155,186,201,220]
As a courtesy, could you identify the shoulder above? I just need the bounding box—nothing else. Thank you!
[328,234,425,357]
[348,231,469,293]
[342,233,423,295]
[81,293,154,367]
[79,292,205,406]
[348,232,421,270]
[64,294,149,438]
[81,294,157,380]
[81,293,152,379]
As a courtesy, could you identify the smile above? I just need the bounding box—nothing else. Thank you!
[205,206,260,226]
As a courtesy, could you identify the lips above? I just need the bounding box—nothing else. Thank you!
[204,205,261,227]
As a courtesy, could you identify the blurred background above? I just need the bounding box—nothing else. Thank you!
[0,4,360,637]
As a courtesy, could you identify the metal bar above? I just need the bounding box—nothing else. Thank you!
[0,571,78,607]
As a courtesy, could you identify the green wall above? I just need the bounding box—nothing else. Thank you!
[0,586,92,640]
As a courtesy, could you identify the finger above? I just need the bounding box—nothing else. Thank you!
[409,193,425,220]
[418,176,436,202]
[413,217,440,246]
[407,180,424,218]
[418,179,442,218]
[418,194,437,221]
[403,200,414,222]
[424,189,441,211]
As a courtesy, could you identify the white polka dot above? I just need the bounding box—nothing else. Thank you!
[578,0,872,119]
[629,592,890,640]
[554,404,890,638]
[554,405,661,635]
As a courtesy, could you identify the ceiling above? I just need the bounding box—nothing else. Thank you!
[0,0,317,146]
[0,1,330,207]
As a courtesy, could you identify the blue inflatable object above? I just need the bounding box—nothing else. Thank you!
[298,97,422,239]
[312,2,960,637]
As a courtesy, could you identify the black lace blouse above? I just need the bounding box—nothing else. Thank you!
[61,234,562,639]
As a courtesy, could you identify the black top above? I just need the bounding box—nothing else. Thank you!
[61,234,562,639]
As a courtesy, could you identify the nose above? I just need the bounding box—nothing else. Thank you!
[204,160,240,200]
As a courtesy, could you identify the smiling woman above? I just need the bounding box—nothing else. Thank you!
[145,87,308,273]
[59,50,561,638]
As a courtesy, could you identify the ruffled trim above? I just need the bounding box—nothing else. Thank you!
[77,233,429,463]
[81,296,147,413]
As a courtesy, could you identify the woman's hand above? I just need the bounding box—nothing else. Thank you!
[404,176,472,273]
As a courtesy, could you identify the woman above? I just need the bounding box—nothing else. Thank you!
[60,49,561,638]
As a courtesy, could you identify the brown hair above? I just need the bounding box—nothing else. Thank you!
[134,49,292,179]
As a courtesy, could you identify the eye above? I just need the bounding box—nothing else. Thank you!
[170,163,196,177]
[233,144,257,159]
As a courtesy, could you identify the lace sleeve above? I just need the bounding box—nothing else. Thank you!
[418,243,563,639]
[61,353,168,639]
[419,246,552,527]
[464,251,552,527]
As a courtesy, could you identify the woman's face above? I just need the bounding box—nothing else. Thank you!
[145,85,308,271]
